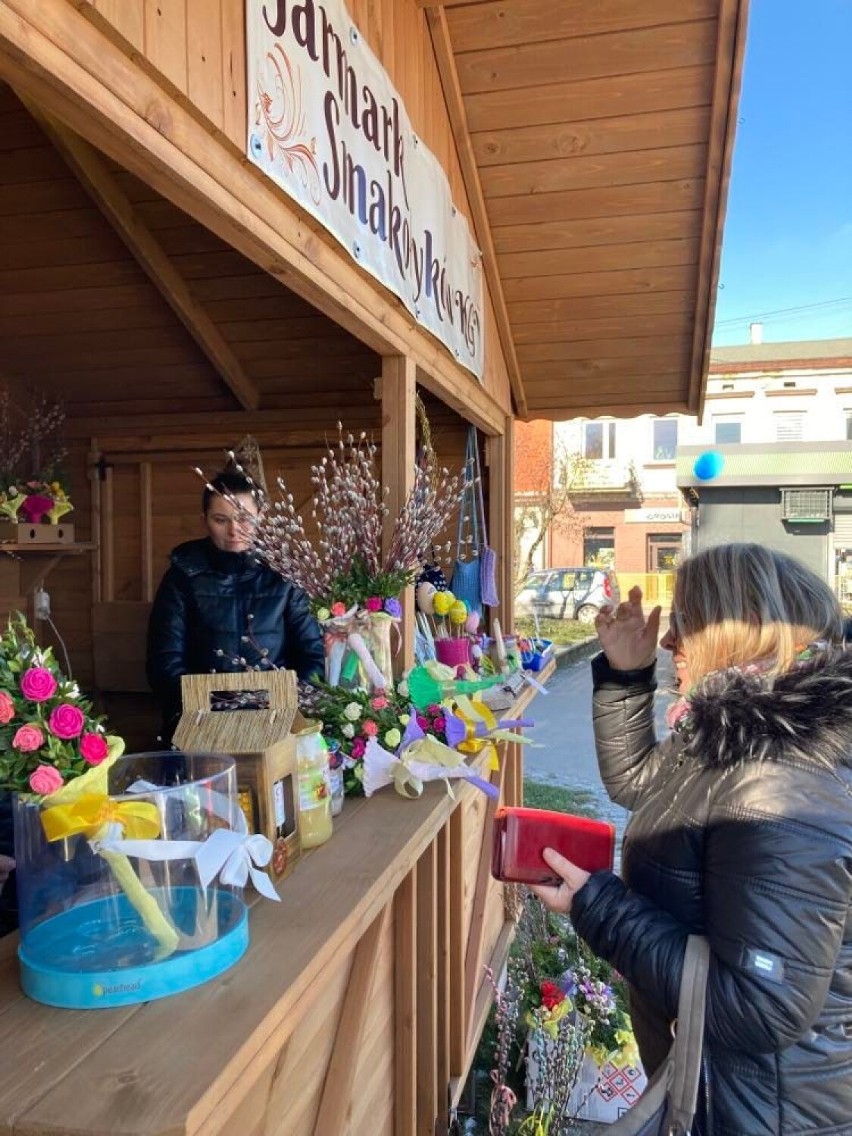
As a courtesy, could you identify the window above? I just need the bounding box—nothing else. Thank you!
[713,415,743,444]
[583,527,615,566]
[583,420,616,460]
[652,419,678,461]
[774,411,804,441]
[647,534,682,572]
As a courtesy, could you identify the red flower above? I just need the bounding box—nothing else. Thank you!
[80,732,109,765]
[20,666,57,702]
[48,703,85,740]
[365,596,383,613]
[362,719,379,737]
[540,980,565,1011]
[351,737,366,759]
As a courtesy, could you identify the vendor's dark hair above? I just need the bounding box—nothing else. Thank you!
[202,471,254,514]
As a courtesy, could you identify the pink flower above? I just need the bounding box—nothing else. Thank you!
[370,695,389,711]
[365,596,383,613]
[13,724,44,752]
[48,703,85,740]
[20,666,57,702]
[0,691,14,724]
[330,602,347,617]
[351,737,366,759]
[362,720,379,737]
[417,714,430,730]
[28,765,63,795]
[80,732,109,765]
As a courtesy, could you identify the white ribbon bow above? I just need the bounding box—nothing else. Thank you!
[96,827,280,902]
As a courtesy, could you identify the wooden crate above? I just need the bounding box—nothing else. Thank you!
[173,669,303,880]
[0,522,75,544]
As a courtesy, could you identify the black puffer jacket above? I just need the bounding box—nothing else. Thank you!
[146,539,324,740]
[572,649,852,1136]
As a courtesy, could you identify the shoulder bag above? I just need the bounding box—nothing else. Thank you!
[589,935,710,1136]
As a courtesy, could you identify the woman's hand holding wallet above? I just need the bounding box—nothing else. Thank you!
[530,848,591,915]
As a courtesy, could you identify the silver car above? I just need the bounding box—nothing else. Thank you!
[515,567,620,624]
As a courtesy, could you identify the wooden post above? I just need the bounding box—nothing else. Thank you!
[381,355,416,674]
[486,417,514,630]
[394,866,417,1136]
[140,461,153,603]
[416,841,439,1136]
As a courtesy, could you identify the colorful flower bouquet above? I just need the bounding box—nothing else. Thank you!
[0,392,72,526]
[0,613,120,796]
[226,426,464,693]
[486,895,643,1134]
[300,672,532,799]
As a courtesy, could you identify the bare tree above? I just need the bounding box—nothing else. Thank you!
[513,428,590,589]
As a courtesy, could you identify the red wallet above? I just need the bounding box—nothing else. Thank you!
[491,806,615,885]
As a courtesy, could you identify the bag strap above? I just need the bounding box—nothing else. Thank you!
[668,935,711,1133]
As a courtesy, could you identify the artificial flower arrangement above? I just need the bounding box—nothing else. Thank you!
[300,664,532,799]
[0,613,119,795]
[215,426,464,693]
[486,894,642,1135]
[0,391,73,525]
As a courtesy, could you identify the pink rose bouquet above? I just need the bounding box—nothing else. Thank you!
[0,614,123,798]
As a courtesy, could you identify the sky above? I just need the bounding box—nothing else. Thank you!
[711,0,852,346]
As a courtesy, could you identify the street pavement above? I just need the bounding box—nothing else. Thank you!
[524,646,676,857]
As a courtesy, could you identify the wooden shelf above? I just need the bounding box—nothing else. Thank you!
[0,542,97,553]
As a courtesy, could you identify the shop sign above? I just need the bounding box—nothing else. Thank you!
[624,508,684,524]
[246,0,485,379]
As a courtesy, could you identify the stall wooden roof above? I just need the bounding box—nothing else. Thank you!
[422,0,748,420]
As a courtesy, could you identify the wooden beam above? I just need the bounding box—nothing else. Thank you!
[424,5,528,419]
[416,842,439,1136]
[21,101,260,412]
[0,1,507,434]
[486,421,513,630]
[313,904,391,1136]
[687,0,750,414]
[463,764,502,1056]
[381,356,417,674]
[394,867,417,1136]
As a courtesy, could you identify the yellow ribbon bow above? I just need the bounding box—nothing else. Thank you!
[41,793,161,844]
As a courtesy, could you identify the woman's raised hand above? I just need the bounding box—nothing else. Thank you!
[594,585,661,671]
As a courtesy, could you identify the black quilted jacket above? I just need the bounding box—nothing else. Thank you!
[572,649,852,1135]
[146,539,324,740]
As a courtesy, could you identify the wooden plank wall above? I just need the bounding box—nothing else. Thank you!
[77,0,512,410]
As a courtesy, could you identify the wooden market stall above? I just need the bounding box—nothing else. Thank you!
[0,1,747,1133]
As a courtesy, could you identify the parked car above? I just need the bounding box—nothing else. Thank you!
[515,566,620,624]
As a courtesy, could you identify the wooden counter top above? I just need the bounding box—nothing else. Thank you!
[0,667,553,1136]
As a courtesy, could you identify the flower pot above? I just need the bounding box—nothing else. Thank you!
[14,751,250,1009]
[435,637,471,669]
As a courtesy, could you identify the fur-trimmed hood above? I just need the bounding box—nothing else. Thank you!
[685,646,852,769]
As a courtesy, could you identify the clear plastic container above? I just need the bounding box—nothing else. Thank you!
[13,751,250,1009]
[295,722,333,849]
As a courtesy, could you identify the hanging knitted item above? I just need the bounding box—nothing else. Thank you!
[473,433,499,608]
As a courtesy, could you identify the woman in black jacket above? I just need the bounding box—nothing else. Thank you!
[532,543,852,1134]
[146,472,324,742]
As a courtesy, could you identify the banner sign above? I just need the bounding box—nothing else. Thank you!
[246,0,485,379]
[624,508,685,524]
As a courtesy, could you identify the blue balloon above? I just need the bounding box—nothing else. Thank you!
[693,451,725,481]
